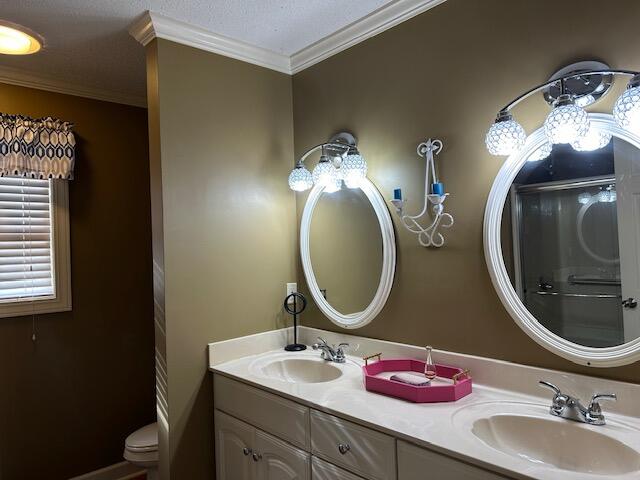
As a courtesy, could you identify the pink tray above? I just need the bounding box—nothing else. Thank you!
[362,357,472,403]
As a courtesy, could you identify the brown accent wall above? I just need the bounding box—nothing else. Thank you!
[292,0,640,382]
[0,84,155,479]
[146,39,296,479]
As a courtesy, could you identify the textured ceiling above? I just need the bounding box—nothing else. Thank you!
[0,0,393,105]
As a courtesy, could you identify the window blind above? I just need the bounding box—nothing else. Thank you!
[0,177,54,301]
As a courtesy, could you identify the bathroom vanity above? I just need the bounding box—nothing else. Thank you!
[210,328,640,480]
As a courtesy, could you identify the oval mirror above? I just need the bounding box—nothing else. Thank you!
[485,113,640,366]
[301,178,395,329]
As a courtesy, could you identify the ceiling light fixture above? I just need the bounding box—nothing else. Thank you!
[0,21,42,55]
[485,61,640,157]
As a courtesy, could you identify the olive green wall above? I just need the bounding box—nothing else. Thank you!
[292,0,640,382]
[0,84,155,479]
[147,39,296,479]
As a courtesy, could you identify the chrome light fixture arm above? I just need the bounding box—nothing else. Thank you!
[390,139,454,248]
[499,69,638,114]
[295,142,351,168]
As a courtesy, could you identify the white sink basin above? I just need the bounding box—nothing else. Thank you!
[472,414,640,475]
[256,357,343,384]
[452,401,640,476]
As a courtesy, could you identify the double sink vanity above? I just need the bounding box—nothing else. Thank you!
[209,327,640,480]
[212,71,640,479]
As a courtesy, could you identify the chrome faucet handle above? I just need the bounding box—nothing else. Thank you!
[588,393,617,414]
[312,337,327,349]
[334,343,350,362]
[539,380,561,395]
[539,380,569,413]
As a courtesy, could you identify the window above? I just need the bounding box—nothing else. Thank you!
[0,177,71,317]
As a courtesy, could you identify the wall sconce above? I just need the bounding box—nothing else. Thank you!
[390,139,454,248]
[485,61,640,158]
[288,132,367,192]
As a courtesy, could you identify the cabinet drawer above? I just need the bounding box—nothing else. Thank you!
[397,440,511,480]
[214,374,310,449]
[312,456,365,480]
[310,410,396,480]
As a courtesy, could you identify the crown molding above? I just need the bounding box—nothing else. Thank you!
[290,0,447,73]
[129,11,292,74]
[130,0,447,75]
[0,66,146,108]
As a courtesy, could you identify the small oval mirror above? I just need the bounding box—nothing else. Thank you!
[301,178,395,329]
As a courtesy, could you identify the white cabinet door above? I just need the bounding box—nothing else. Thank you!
[215,410,254,480]
[397,441,511,480]
[255,429,310,480]
[311,456,365,480]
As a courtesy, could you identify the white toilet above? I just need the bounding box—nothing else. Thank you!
[124,422,159,480]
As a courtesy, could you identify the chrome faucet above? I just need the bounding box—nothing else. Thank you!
[539,381,617,426]
[312,337,349,363]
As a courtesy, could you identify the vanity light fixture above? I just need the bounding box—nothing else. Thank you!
[287,132,366,192]
[486,61,640,157]
[0,21,42,55]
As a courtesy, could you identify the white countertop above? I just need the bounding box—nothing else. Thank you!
[209,328,640,480]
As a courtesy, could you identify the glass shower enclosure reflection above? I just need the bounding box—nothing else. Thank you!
[511,177,623,348]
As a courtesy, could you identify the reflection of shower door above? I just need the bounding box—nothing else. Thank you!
[614,141,640,342]
[511,177,623,348]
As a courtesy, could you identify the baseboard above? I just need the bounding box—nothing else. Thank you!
[68,461,145,480]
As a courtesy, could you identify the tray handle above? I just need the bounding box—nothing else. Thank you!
[452,369,471,385]
[363,352,382,366]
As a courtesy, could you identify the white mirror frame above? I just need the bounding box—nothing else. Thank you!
[301,178,396,329]
[484,113,640,367]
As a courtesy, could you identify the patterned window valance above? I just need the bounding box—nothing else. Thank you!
[0,114,75,179]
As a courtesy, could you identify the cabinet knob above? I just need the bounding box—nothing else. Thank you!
[242,447,252,456]
[338,443,351,455]
[252,452,263,462]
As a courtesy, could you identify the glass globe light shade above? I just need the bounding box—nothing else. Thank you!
[578,192,592,205]
[544,94,590,145]
[528,142,553,162]
[341,152,367,188]
[571,126,611,152]
[485,111,526,156]
[288,165,313,191]
[312,158,338,186]
[614,76,640,134]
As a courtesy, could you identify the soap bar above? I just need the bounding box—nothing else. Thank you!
[390,372,431,386]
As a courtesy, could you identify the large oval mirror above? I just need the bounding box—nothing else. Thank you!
[301,178,395,329]
[485,113,640,366]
